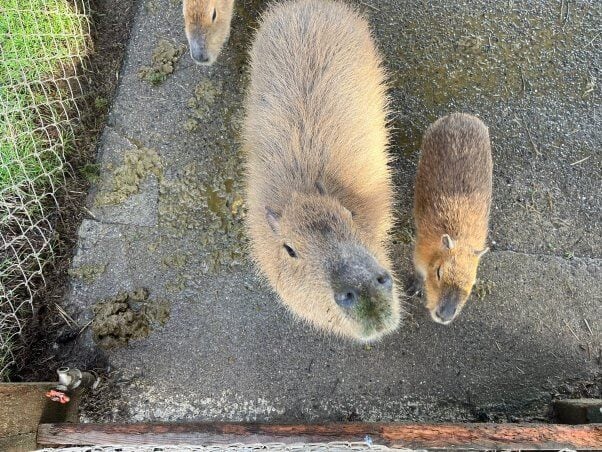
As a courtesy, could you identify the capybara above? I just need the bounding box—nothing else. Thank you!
[183,0,234,65]
[413,113,492,325]
[243,0,400,342]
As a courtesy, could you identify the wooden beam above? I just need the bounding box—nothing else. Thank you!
[38,422,602,450]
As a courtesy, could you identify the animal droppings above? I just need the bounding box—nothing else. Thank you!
[138,39,187,85]
[95,147,162,206]
[91,288,170,349]
[68,263,107,284]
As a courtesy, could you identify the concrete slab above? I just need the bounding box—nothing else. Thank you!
[89,127,160,227]
[62,0,601,422]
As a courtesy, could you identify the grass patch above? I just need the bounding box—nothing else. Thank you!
[0,0,87,192]
[0,0,90,380]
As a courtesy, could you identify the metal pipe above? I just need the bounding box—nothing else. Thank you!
[56,367,98,391]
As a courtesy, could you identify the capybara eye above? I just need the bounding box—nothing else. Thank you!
[212,8,217,22]
[436,266,442,280]
[283,244,297,258]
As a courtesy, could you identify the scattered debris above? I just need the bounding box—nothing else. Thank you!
[46,389,70,404]
[68,263,107,284]
[583,319,593,336]
[474,279,496,301]
[162,253,187,268]
[185,79,223,131]
[158,162,247,272]
[563,319,581,341]
[570,155,591,166]
[55,303,77,328]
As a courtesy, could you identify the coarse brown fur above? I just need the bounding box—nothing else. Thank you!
[413,113,492,325]
[243,0,400,342]
[183,0,234,64]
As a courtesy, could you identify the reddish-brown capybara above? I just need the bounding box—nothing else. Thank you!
[413,113,492,325]
[243,0,400,342]
[182,0,234,64]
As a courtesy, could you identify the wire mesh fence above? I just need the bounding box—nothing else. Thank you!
[0,0,91,379]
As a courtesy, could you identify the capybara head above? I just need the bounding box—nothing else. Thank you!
[424,234,488,325]
[263,186,399,342]
[183,0,234,65]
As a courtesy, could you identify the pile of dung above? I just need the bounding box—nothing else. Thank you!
[184,79,223,131]
[95,147,162,206]
[91,288,170,349]
[158,162,247,271]
[474,279,496,301]
[68,263,107,284]
[138,38,187,85]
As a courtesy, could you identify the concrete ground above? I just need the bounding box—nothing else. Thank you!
[64,0,600,422]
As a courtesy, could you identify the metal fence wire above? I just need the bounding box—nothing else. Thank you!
[0,0,91,378]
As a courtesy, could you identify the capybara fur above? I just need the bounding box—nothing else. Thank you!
[243,0,400,342]
[413,113,492,325]
[183,0,234,65]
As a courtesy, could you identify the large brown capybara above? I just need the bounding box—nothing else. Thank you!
[243,0,400,342]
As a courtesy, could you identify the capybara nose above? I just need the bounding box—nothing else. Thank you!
[435,301,457,323]
[376,271,393,291]
[334,287,359,308]
[189,40,209,63]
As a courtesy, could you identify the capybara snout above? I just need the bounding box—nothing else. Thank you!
[434,288,463,324]
[331,249,393,310]
[188,32,210,63]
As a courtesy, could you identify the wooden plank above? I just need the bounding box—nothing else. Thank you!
[555,398,602,424]
[38,422,602,450]
[0,383,79,452]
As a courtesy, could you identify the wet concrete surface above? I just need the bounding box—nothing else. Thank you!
[63,0,600,422]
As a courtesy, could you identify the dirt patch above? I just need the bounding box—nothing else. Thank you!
[95,147,162,206]
[68,263,107,284]
[138,38,187,85]
[92,288,170,349]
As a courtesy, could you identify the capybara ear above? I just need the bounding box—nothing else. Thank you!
[315,180,327,196]
[265,207,281,235]
[474,246,489,258]
[441,234,455,250]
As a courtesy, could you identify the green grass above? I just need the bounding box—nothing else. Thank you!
[0,0,87,193]
[0,0,90,380]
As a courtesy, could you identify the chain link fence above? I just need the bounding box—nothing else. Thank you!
[0,0,91,379]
